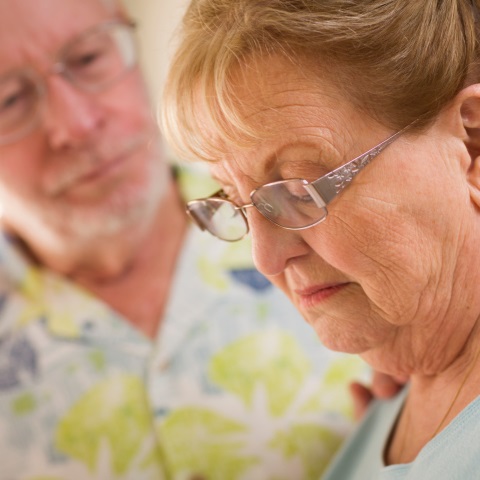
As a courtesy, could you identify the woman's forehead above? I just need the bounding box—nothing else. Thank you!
[222,56,361,150]
[233,55,343,112]
[206,55,393,187]
[187,52,384,168]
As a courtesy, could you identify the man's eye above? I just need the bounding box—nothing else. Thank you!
[72,51,101,67]
[0,82,29,110]
[65,31,116,78]
[0,78,37,125]
[67,47,108,70]
[0,91,21,111]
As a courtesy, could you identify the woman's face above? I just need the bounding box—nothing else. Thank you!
[207,56,476,373]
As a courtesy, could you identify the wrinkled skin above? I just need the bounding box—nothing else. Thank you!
[203,54,480,461]
[206,55,480,380]
[0,0,168,277]
[0,0,186,336]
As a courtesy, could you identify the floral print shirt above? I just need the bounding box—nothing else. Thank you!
[0,172,366,480]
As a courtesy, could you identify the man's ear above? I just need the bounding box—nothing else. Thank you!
[458,84,480,208]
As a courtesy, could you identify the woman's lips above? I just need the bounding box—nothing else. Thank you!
[294,283,349,309]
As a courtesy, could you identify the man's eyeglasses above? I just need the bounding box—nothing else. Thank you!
[186,123,414,242]
[0,20,137,145]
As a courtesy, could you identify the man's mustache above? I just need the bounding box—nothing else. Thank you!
[42,134,152,197]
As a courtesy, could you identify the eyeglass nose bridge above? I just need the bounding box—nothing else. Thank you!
[239,200,282,225]
[45,63,76,93]
[234,200,284,236]
[50,62,66,77]
[236,202,255,214]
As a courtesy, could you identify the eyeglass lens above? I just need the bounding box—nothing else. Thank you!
[188,198,249,241]
[0,72,41,141]
[251,179,328,228]
[0,22,136,145]
[188,179,330,241]
[62,22,136,91]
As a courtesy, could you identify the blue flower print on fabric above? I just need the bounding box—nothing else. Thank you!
[228,268,273,291]
[0,334,38,391]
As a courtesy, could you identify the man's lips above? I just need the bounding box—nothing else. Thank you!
[294,282,349,309]
[44,136,148,197]
[73,154,127,186]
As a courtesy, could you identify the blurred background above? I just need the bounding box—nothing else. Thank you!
[123,0,217,197]
[123,0,189,109]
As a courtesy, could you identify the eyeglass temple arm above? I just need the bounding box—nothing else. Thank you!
[305,125,413,207]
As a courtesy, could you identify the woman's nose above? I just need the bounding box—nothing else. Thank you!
[248,208,310,277]
[42,76,104,149]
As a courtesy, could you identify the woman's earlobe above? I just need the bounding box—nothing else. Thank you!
[456,88,480,206]
[467,155,480,208]
[461,98,480,130]
[458,90,480,164]
[459,85,480,128]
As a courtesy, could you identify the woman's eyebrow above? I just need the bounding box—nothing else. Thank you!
[275,142,341,172]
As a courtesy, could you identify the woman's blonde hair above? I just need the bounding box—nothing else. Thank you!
[162,0,480,162]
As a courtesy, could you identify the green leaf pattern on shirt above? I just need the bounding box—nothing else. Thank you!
[55,375,163,476]
[156,331,361,480]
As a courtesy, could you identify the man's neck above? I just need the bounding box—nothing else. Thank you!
[4,179,188,338]
[71,181,188,338]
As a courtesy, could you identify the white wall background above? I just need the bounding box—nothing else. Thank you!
[122,0,213,183]
[123,0,189,106]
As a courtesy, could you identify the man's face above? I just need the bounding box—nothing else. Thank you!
[0,0,165,258]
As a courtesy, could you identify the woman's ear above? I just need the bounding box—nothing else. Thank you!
[468,158,480,208]
[458,85,480,208]
[461,98,480,138]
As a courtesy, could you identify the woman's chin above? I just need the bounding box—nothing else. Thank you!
[306,313,375,354]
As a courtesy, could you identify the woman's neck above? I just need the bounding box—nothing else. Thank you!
[386,328,480,465]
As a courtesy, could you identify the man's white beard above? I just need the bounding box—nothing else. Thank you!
[0,155,171,266]
[44,155,169,244]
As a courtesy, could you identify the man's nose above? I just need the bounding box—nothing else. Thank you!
[42,76,104,149]
[248,209,310,277]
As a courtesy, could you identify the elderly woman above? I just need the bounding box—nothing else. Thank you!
[162,0,480,478]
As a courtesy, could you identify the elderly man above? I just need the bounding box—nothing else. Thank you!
[0,0,367,479]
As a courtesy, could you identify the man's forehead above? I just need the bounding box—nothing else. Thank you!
[0,0,121,73]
